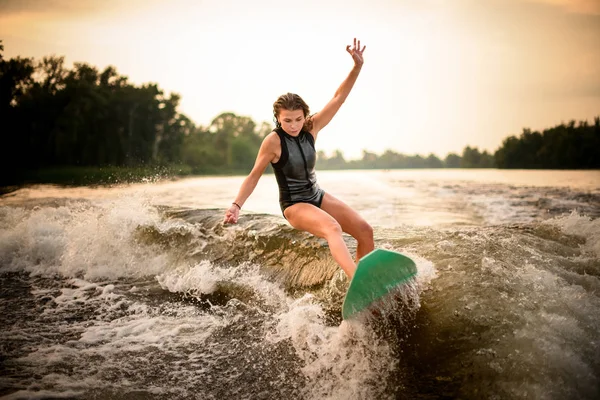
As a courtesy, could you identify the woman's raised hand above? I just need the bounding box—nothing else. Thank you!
[346,38,366,67]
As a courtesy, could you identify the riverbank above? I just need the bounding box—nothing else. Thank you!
[2,165,257,192]
[3,166,599,198]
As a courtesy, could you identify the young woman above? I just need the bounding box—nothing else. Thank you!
[223,38,373,278]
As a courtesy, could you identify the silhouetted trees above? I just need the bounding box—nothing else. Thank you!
[1,43,598,186]
[494,120,600,169]
[444,153,461,168]
[1,53,187,173]
[462,146,494,168]
[0,47,270,183]
[317,148,491,169]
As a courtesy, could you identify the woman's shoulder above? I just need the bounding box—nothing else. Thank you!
[266,129,280,139]
[263,130,282,148]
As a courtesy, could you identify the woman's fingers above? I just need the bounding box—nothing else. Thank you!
[223,208,239,224]
[348,38,366,55]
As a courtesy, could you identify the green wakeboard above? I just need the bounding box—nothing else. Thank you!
[342,249,417,320]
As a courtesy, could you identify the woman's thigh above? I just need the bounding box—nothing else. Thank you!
[320,192,370,239]
[283,202,341,238]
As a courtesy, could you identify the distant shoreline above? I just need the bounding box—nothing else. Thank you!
[3,165,600,195]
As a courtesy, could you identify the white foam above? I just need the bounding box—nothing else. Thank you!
[156,260,226,295]
[156,260,292,315]
[229,263,290,310]
[265,294,396,399]
[77,312,219,347]
[501,262,600,398]
[547,211,600,258]
[0,205,69,272]
[380,243,438,287]
[0,196,194,280]
[410,252,437,287]
[12,287,226,397]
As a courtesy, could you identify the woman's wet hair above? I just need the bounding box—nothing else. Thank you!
[273,93,313,131]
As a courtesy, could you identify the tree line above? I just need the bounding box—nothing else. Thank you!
[316,146,495,170]
[494,121,600,169]
[1,44,598,185]
[317,117,600,170]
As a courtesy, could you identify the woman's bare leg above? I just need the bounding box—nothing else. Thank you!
[320,193,374,262]
[284,203,357,278]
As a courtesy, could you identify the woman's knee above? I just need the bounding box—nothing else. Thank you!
[356,219,374,242]
[322,219,343,238]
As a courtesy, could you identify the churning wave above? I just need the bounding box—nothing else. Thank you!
[0,194,599,399]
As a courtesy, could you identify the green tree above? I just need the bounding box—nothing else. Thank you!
[461,146,481,168]
[444,153,461,168]
[0,54,35,172]
[425,153,443,168]
[230,136,258,171]
[494,118,599,169]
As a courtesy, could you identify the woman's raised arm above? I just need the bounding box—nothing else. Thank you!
[310,38,366,137]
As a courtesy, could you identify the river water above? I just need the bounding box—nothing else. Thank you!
[1,169,599,399]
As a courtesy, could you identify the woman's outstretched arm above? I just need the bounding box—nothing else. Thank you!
[310,38,366,137]
[223,132,278,224]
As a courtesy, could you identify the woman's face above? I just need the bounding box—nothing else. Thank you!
[278,109,305,136]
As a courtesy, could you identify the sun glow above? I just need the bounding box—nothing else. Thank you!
[1,0,599,159]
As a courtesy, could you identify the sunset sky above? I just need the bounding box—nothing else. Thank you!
[1,0,599,159]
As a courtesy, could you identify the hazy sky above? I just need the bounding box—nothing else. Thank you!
[1,0,599,159]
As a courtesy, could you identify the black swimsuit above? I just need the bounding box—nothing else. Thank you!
[271,127,325,215]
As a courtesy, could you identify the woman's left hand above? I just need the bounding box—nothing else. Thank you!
[223,204,240,224]
[346,38,366,67]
